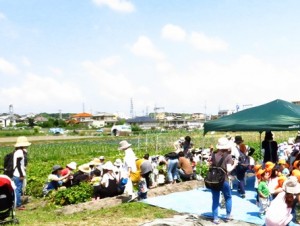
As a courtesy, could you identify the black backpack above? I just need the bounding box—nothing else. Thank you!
[3,151,15,178]
[204,153,226,191]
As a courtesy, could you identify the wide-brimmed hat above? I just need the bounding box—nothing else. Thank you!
[114,159,123,167]
[52,165,63,173]
[89,158,101,166]
[118,140,132,150]
[103,161,114,171]
[283,176,300,194]
[216,137,231,150]
[265,161,275,171]
[234,136,244,144]
[99,156,105,160]
[67,162,77,170]
[14,136,31,147]
[179,137,185,143]
[78,164,91,174]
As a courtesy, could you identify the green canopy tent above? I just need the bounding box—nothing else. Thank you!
[203,99,300,135]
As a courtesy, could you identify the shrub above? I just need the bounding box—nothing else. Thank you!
[52,182,93,206]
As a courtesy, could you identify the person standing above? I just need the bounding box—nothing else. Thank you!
[13,136,31,210]
[182,136,193,158]
[262,131,278,164]
[210,137,238,224]
[118,140,139,200]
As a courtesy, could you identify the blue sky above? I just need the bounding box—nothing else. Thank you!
[1,0,300,117]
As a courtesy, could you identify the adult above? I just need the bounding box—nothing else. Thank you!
[137,154,153,189]
[233,136,250,198]
[265,176,300,226]
[61,162,77,187]
[118,140,139,199]
[262,131,278,164]
[173,137,184,153]
[13,136,31,210]
[42,165,70,196]
[165,151,179,184]
[210,137,238,224]
[177,151,193,181]
[95,161,119,199]
[182,136,193,158]
[72,164,91,186]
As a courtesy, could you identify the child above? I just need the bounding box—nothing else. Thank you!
[138,178,148,200]
[257,169,270,217]
[90,169,102,200]
[157,169,165,186]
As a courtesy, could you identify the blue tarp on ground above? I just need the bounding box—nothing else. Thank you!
[142,176,264,225]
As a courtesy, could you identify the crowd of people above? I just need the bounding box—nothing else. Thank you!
[209,131,300,226]
[11,131,300,226]
[8,134,200,212]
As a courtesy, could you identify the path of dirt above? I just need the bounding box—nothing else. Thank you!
[55,180,257,226]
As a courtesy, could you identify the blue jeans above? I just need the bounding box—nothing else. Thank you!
[167,159,178,182]
[211,180,232,220]
[13,176,24,207]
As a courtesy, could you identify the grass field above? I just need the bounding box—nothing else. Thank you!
[0,130,298,225]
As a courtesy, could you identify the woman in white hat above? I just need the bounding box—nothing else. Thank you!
[118,140,141,200]
[12,136,31,210]
[210,137,238,224]
[265,176,300,225]
[94,161,119,199]
[61,162,77,187]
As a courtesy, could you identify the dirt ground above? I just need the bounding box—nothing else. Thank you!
[54,180,257,226]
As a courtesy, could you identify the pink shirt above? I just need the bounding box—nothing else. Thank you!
[265,192,293,226]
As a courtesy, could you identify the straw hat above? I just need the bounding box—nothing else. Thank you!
[78,164,91,174]
[14,136,31,147]
[89,158,101,166]
[118,140,132,150]
[216,137,231,149]
[67,162,77,170]
[283,176,300,194]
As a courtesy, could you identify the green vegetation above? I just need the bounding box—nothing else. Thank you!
[0,130,298,225]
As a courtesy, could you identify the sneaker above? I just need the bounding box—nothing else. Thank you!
[127,193,138,203]
[225,214,233,222]
[212,219,220,224]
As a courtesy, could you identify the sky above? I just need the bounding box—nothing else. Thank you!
[1,0,300,117]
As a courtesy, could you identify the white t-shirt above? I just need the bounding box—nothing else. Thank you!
[124,148,137,172]
[13,149,26,177]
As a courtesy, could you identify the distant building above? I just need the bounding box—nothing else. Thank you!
[292,101,300,106]
[218,109,235,117]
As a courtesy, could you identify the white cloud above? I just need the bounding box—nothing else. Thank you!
[161,24,186,42]
[130,36,165,60]
[0,58,19,75]
[49,67,63,76]
[0,73,82,113]
[189,32,228,52]
[92,0,135,13]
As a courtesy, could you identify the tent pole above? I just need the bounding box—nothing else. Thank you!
[199,134,206,180]
[259,131,262,164]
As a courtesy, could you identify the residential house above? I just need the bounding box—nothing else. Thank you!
[92,112,118,128]
[126,116,158,130]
